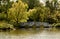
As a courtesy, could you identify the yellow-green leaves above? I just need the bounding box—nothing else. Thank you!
[28,8,37,21]
[8,0,29,24]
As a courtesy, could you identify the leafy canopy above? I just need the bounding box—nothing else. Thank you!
[8,0,29,24]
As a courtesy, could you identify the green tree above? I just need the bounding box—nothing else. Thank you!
[45,0,58,13]
[8,0,29,25]
[0,0,14,22]
[28,6,50,22]
[0,0,13,13]
[28,8,37,21]
[45,0,60,24]
[22,0,41,9]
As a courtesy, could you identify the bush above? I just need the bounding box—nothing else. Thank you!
[0,13,6,20]
[0,22,14,29]
[52,23,60,27]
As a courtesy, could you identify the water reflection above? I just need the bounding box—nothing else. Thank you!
[0,28,60,39]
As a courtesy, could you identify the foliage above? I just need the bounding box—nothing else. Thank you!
[22,0,41,9]
[46,10,60,24]
[28,6,50,22]
[0,0,60,28]
[8,0,29,25]
[0,21,14,29]
[52,23,60,27]
[28,8,37,21]
[45,0,58,13]
[0,12,6,20]
[0,0,13,13]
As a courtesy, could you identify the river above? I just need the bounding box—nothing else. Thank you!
[0,28,60,39]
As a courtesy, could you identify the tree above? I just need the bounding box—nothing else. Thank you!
[44,0,60,24]
[28,8,37,21]
[0,0,13,13]
[28,6,50,22]
[8,0,29,25]
[45,0,58,13]
[22,0,41,9]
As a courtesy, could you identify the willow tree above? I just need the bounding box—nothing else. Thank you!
[8,0,29,25]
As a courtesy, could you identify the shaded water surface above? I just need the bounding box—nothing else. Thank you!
[0,28,60,39]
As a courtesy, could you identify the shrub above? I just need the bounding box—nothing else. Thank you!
[0,22,14,29]
[0,13,6,20]
[52,23,60,27]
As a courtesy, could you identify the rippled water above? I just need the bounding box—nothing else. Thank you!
[0,28,60,39]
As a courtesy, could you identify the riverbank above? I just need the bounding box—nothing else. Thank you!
[0,21,60,31]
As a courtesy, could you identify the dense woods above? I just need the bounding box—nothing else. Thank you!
[0,0,60,29]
